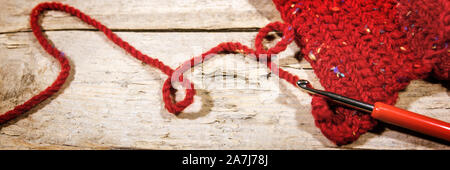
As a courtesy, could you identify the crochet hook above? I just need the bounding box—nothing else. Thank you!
[296,80,450,141]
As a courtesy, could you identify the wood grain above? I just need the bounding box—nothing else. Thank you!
[0,0,448,150]
[0,0,281,33]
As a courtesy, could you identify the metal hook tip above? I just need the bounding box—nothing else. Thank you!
[297,80,309,88]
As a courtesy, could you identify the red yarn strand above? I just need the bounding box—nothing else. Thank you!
[0,2,299,126]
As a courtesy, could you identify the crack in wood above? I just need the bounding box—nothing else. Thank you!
[0,27,262,35]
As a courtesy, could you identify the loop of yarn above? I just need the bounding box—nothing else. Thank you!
[0,3,300,125]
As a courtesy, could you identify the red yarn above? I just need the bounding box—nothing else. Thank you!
[0,1,448,146]
[273,0,449,144]
[0,3,299,126]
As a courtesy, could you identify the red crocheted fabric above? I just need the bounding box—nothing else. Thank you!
[272,0,449,144]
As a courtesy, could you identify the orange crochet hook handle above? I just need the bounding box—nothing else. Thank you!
[296,80,450,141]
[372,102,450,141]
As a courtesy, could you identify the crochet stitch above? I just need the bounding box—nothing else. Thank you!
[0,1,448,145]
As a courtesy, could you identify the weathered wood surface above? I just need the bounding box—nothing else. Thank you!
[0,0,280,33]
[0,0,449,150]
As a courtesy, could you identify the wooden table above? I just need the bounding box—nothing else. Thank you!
[0,0,449,149]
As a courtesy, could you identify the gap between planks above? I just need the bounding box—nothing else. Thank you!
[0,28,265,35]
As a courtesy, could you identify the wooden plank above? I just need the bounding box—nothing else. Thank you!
[0,0,282,33]
[1,31,449,149]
